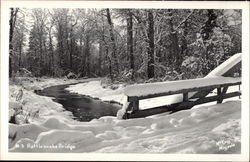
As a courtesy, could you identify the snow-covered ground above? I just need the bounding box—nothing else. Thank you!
[9,77,241,153]
[9,98,241,153]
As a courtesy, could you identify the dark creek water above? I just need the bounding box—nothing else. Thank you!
[36,82,121,122]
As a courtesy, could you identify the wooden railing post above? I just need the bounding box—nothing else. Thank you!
[239,85,241,99]
[183,92,188,102]
[222,86,228,94]
[132,100,139,112]
[217,88,222,103]
[122,77,241,119]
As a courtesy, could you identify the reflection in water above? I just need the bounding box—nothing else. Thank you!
[36,83,121,122]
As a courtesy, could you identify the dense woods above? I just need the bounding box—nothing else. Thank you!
[9,8,242,82]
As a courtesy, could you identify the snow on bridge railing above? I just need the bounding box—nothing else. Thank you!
[125,52,242,100]
[125,76,241,101]
[117,53,242,119]
[118,76,241,119]
[206,53,241,77]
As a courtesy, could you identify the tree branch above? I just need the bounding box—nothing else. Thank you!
[174,10,194,31]
[12,8,19,31]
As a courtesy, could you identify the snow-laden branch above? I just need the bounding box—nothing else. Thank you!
[174,10,195,31]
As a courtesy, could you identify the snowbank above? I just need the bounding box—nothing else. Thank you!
[8,77,95,125]
[9,101,241,153]
[15,77,93,91]
[66,80,126,104]
[9,84,74,124]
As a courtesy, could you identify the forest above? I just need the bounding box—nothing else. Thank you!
[9,8,242,83]
[6,7,245,154]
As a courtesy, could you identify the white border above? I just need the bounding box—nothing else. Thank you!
[1,1,249,161]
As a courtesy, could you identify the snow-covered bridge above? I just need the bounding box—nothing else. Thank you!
[118,53,242,119]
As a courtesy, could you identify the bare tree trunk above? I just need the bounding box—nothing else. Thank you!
[48,29,54,76]
[69,21,77,71]
[66,34,70,68]
[101,14,108,77]
[9,9,14,78]
[168,10,179,65]
[58,24,63,67]
[171,32,179,64]
[79,34,83,76]
[80,35,86,77]
[9,8,18,78]
[98,41,102,76]
[127,10,134,78]
[108,57,112,81]
[106,9,119,80]
[105,47,109,77]
[201,9,218,61]
[147,10,155,79]
[161,9,180,66]
[85,34,90,77]
[179,21,188,68]
[39,35,43,76]
[43,39,48,75]
[70,31,73,70]
[174,10,194,67]
[18,33,23,68]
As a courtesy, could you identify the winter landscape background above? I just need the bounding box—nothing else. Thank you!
[5,5,246,156]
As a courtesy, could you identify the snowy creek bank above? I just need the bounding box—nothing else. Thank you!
[36,83,121,122]
[9,77,97,124]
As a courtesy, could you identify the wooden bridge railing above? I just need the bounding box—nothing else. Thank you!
[119,76,241,119]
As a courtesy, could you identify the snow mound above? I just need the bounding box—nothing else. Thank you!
[10,138,37,152]
[36,130,101,146]
[178,116,198,126]
[96,131,121,140]
[70,123,113,135]
[190,108,216,120]
[42,118,71,130]
[9,123,48,148]
[122,126,147,137]
[97,116,117,124]
[115,117,154,127]
[151,119,174,130]
[212,119,241,135]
